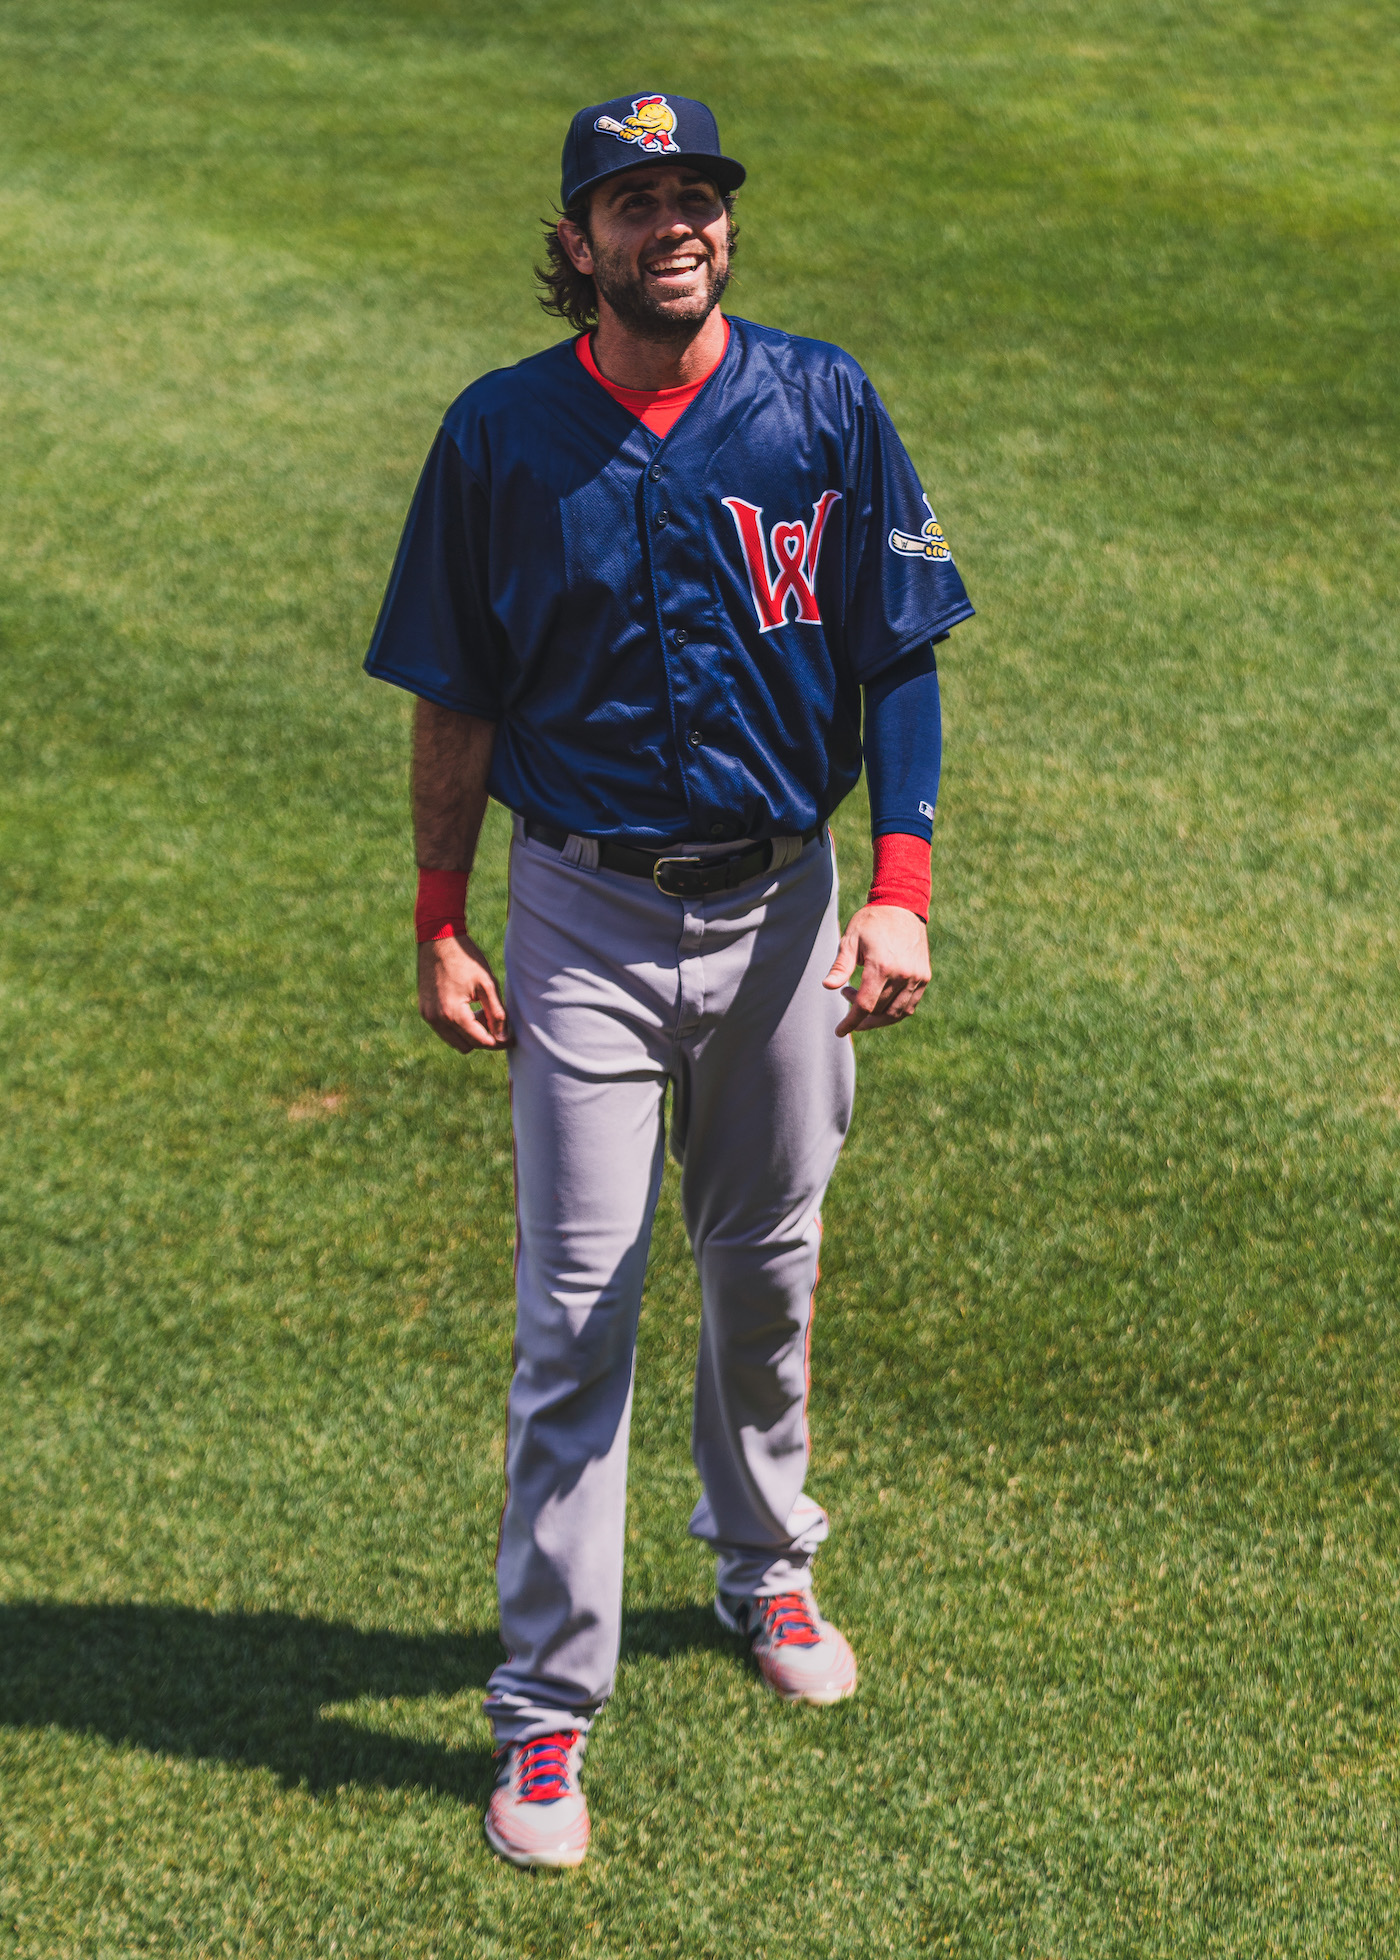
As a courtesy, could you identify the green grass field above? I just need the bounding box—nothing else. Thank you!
[2,1,1398,1952]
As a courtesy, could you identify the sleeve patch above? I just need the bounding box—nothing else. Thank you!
[889,495,952,562]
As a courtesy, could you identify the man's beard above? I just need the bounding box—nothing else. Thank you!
[591,241,731,343]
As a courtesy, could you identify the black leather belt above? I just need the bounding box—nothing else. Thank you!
[525,821,822,898]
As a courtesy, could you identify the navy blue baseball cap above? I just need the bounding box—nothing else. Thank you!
[561,93,746,209]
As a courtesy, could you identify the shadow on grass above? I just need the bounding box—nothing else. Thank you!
[0,1600,728,1802]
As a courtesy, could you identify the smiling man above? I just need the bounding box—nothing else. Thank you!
[364,93,974,1868]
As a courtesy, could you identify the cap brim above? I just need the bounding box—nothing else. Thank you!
[569,151,746,207]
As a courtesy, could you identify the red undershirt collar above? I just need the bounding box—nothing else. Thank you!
[575,320,730,438]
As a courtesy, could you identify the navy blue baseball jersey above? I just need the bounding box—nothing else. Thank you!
[364,315,973,845]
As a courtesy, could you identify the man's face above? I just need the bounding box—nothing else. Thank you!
[560,167,731,341]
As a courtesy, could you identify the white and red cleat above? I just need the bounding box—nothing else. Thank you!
[715,1589,858,1705]
[484,1729,590,1869]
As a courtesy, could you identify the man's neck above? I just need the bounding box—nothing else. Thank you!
[589,305,728,392]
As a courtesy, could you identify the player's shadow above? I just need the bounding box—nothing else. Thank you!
[0,1600,727,1800]
[620,1601,731,1665]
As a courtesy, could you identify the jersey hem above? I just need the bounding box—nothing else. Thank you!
[506,810,825,848]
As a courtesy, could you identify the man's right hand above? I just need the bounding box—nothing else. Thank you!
[417,933,511,1054]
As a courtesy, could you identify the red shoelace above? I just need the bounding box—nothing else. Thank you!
[514,1731,579,1803]
[760,1593,822,1648]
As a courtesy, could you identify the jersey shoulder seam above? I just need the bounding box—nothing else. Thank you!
[435,417,486,491]
[729,315,867,376]
[440,337,579,443]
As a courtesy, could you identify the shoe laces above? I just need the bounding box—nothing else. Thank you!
[512,1730,579,1804]
[759,1592,822,1648]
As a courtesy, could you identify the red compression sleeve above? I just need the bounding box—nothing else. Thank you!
[868,833,931,921]
[415,868,468,943]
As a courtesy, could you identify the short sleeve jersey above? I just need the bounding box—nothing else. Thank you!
[364,315,973,845]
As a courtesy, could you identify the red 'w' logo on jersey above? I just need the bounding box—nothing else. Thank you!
[721,491,842,632]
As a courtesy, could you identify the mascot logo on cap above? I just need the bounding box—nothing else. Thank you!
[594,95,681,155]
[888,496,952,562]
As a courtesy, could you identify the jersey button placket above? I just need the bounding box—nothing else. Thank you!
[642,447,699,831]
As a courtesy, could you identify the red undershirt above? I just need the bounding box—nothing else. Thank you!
[574,323,729,437]
[414,328,930,939]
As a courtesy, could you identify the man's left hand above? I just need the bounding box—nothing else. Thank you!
[823,903,931,1037]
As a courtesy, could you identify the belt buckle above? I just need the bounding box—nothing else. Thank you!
[652,853,704,897]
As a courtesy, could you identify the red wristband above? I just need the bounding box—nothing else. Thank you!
[415,867,468,944]
[868,832,931,920]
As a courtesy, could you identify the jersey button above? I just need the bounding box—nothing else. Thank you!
[648,463,663,481]
[655,510,669,528]
[708,822,728,840]
[673,628,688,644]
[687,728,703,748]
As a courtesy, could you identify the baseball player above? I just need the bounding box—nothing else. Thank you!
[364,93,973,1868]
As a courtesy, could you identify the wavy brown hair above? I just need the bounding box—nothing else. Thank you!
[535,196,739,333]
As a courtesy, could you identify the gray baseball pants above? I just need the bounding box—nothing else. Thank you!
[482,821,856,1744]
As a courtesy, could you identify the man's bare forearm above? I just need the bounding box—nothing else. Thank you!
[412,699,497,873]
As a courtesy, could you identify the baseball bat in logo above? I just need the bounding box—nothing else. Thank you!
[594,95,681,154]
[722,491,842,632]
[888,495,951,561]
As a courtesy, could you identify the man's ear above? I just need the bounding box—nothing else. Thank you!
[556,218,594,276]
